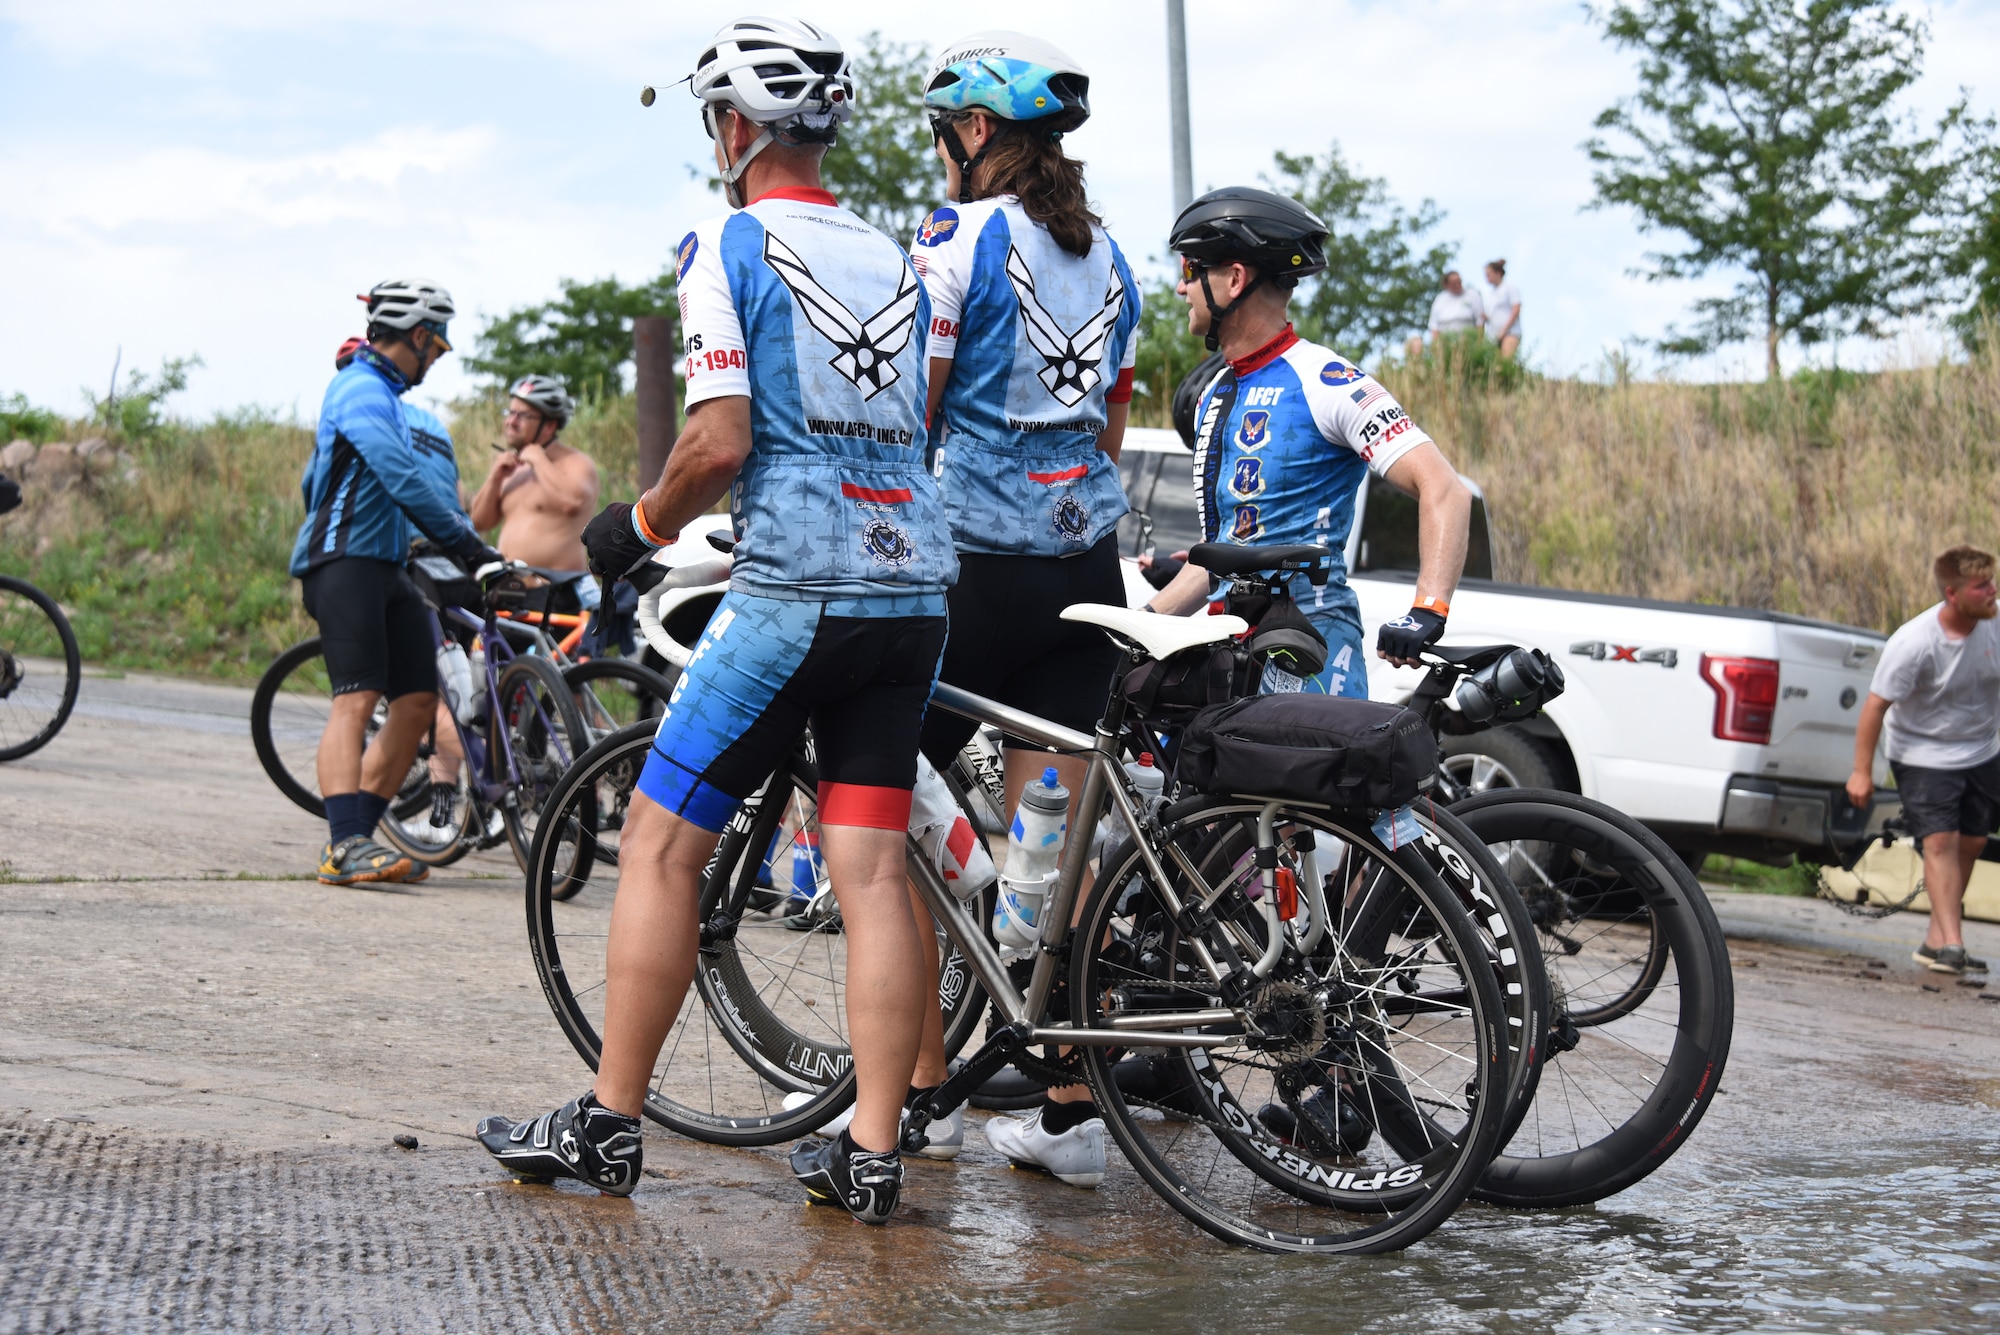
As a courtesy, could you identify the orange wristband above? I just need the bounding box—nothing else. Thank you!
[632,502,675,548]
[1414,596,1450,617]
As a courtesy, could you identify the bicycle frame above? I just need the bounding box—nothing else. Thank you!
[908,672,1331,1058]
[432,604,568,809]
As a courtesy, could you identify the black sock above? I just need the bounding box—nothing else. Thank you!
[839,1127,899,1160]
[578,1092,640,1141]
[1039,1096,1098,1135]
[325,792,366,844]
[354,790,391,838]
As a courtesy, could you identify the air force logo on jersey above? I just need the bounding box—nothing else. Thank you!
[676,232,699,282]
[916,208,960,247]
[763,231,921,400]
[1231,504,1264,541]
[861,518,916,567]
[1230,456,1265,499]
[1005,246,1126,407]
[1319,360,1363,386]
[1237,409,1271,449]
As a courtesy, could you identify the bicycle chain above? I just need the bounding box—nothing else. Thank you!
[1816,866,1925,919]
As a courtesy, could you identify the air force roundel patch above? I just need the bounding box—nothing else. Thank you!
[1319,360,1363,386]
[916,208,960,247]
[675,232,699,282]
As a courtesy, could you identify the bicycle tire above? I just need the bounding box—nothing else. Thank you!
[524,726,984,1146]
[250,637,332,816]
[496,655,589,871]
[1074,799,1509,1255]
[562,657,676,742]
[0,575,81,762]
[1452,788,1734,1209]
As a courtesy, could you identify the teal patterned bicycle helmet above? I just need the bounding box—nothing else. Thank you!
[924,31,1089,202]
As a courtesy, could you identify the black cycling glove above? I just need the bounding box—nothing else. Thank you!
[583,502,659,580]
[444,529,505,570]
[1376,606,1447,662]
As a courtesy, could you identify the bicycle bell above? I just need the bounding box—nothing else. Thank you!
[1453,648,1565,724]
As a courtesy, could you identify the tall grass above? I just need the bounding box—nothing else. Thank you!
[1371,345,2000,633]
[5,352,1994,679]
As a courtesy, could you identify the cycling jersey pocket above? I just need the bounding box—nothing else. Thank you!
[732,457,957,599]
[942,438,1129,557]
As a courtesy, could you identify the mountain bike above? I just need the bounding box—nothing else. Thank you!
[0,573,80,762]
[528,563,1511,1255]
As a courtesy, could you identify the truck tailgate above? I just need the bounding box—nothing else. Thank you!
[1766,623,1882,783]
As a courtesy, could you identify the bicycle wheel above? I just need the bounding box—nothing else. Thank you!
[526,729,986,1145]
[0,575,81,762]
[1074,799,1509,1255]
[1452,788,1734,1209]
[563,657,676,743]
[373,725,477,868]
[496,655,589,871]
[249,638,427,820]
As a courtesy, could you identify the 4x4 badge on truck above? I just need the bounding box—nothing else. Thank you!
[1571,641,1678,668]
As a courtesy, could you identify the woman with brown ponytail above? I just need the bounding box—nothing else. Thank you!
[914,31,1142,1188]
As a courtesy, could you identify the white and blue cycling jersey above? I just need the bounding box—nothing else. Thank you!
[1191,327,1436,698]
[676,187,953,614]
[910,196,1141,557]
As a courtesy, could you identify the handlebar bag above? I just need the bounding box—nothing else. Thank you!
[1177,694,1437,810]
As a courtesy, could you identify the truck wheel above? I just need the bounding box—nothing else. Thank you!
[1440,728,1560,795]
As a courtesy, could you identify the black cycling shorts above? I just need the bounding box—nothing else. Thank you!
[920,533,1125,767]
[301,557,438,700]
[1890,755,2000,843]
[637,593,949,833]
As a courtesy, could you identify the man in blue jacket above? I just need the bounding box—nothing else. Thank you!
[290,280,498,885]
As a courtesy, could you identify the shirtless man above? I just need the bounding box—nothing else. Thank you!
[468,375,600,577]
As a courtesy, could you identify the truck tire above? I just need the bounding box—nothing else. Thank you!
[1440,727,1560,795]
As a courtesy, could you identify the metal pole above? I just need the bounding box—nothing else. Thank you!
[632,315,677,493]
[1166,0,1193,214]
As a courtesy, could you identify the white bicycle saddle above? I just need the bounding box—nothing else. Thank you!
[1060,603,1248,662]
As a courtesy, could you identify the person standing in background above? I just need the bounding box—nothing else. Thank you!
[1426,270,1483,349]
[1481,259,1522,359]
[1846,545,2000,977]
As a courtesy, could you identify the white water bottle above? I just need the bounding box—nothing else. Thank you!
[436,642,475,724]
[909,756,997,901]
[1126,752,1166,815]
[465,647,488,722]
[994,767,1068,952]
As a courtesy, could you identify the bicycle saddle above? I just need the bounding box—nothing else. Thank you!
[1060,603,1248,661]
[1187,542,1328,578]
[1423,643,1517,671]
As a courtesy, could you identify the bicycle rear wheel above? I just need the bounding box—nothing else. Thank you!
[1452,788,1734,1208]
[563,657,675,743]
[249,637,429,821]
[496,655,588,871]
[1075,799,1509,1254]
[0,575,80,763]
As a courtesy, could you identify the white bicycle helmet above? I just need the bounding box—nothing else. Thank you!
[676,18,855,208]
[508,374,575,427]
[359,278,456,340]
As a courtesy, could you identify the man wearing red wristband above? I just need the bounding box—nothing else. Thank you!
[1144,187,1472,689]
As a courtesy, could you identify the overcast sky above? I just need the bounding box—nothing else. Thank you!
[3,1,1996,422]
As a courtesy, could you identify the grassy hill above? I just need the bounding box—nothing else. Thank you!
[3,350,1997,678]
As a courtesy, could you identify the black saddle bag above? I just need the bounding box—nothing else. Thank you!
[1177,694,1437,810]
[1119,644,1250,719]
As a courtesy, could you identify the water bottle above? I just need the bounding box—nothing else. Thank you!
[993,767,1068,952]
[788,828,825,909]
[909,756,997,901]
[464,647,489,723]
[436,642,475,724]
[1126,752,1166,816]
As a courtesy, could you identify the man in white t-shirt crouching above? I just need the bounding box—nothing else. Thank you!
[1847,545,2000,975]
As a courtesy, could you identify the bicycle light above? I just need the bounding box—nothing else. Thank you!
[1454,648,1565,723]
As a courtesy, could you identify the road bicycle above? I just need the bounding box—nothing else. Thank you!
[0,573,80,762]
[250,559,665,869]
[527,552,1512,1255]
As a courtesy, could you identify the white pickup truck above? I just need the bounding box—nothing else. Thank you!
[640,427,1890,866]
[1115,427,1892,865]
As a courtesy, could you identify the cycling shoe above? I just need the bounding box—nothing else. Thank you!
[317,836,412,886]
[791,1129,903,1224]
[476,1092,643,1196]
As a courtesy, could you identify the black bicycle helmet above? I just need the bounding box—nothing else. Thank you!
[1169,187,1328,350]
[1172,351,1229,449]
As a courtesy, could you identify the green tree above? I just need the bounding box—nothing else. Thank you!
[0,393,64,444]
[1128,275,1205,419]
[464,273,675,402]
[1948,146,2000,350]
[821,33,939,244]
[1266,144,1455,362]
[1586,0,1979,379]
[87,354,202,442]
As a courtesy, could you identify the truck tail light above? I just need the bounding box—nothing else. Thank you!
[1700,654,1779,744]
